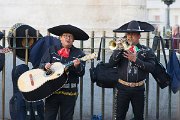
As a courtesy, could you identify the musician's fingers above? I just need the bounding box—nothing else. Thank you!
[73,58,80,67]
[123,52,128,58]
[123,51,128,56]
[45,63,52,70]
[126,50,132,54]
[73,58,80,62]
[123,54,128,59]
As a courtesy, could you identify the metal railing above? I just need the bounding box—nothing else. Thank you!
[0,30,180,120]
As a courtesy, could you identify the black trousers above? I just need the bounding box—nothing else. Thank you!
[44,94,78,120]
[116,89,145,120]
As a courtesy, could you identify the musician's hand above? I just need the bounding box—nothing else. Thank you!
[0,47,11,53]
[73,58,81,68]
[45,63,52,70]
[123,50,137,62]
[116,40,124,49]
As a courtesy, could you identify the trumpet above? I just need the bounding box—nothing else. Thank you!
[109,38,132,50]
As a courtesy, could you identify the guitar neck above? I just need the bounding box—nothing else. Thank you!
[64,53,97,69]
[64,58,84,69]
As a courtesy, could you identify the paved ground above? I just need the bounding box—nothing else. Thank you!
[0,51,180,120]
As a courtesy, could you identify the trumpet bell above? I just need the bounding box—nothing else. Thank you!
[108,39,132,50]
[109,40,118,50]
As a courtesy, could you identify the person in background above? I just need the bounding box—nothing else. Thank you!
[0,31,11,53]
[39,24,89,120]
[110,20,156,120]
[172,25,180,53]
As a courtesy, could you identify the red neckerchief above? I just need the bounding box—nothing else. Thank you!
[129,45,135,53]
[58,48,70,58]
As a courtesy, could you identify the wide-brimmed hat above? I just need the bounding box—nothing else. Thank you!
[48,24,89,40]
[8,23,43,61]
[113,20,155,33]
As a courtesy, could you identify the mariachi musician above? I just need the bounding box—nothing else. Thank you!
[0,31,11,72]
[39,24,89,120]
[0,31,11,53]
[109,20,156,120]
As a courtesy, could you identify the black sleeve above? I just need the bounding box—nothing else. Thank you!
[68,50,86,77]
[109,49,124,67]
[133,48,156,73]
[39,48,51,69]
[73,61,86,77]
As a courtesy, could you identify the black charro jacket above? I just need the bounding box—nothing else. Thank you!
[109,44,156,91]
[39,44,86,84]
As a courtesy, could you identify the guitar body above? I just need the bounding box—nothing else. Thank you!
[21,74,67,102]
[17,53,97,102]
[18,62,66,101]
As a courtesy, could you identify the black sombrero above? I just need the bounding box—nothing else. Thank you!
[113,20,155,33]
[8,23,43,61]
[48,24,89,40]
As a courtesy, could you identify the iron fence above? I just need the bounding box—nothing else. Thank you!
[0,30,180,120]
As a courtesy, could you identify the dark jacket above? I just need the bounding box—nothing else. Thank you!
[109,44,156,91]
[30,36,60,68]
[39,44,86,84]
[10,64,44,120]
[0,31,4,40]
[0,45,5,72]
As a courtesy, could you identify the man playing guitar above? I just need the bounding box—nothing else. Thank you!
[39,24,89,120]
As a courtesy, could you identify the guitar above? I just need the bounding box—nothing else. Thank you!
[18,53,97,101]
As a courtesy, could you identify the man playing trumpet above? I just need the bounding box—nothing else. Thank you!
[109,20,156,120]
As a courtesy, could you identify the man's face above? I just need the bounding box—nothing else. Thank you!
[172,25,179,35]
[126,32,141,45]
[60,33,74,48]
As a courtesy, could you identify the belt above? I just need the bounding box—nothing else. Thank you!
[62,83,77,88]
[54,91,78,96]
[118,79,144,87]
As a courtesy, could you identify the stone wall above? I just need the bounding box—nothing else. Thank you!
[0,0,148,119]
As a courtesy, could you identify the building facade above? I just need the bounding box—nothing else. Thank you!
[147,0,180,30]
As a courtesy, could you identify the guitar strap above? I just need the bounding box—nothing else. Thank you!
[159,36,168,68]
[97,38,103,61]
[152,35,168,67]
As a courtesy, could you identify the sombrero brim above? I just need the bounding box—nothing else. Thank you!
[8,23,43,61]
[48,25,89,40]
[113,21,155,33]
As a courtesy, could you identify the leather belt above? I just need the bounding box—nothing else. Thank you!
[62,83,77,88]
[54,91,78,96]
[118,79,144,87]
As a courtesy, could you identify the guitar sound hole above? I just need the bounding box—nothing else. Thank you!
[46,70,53,76]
